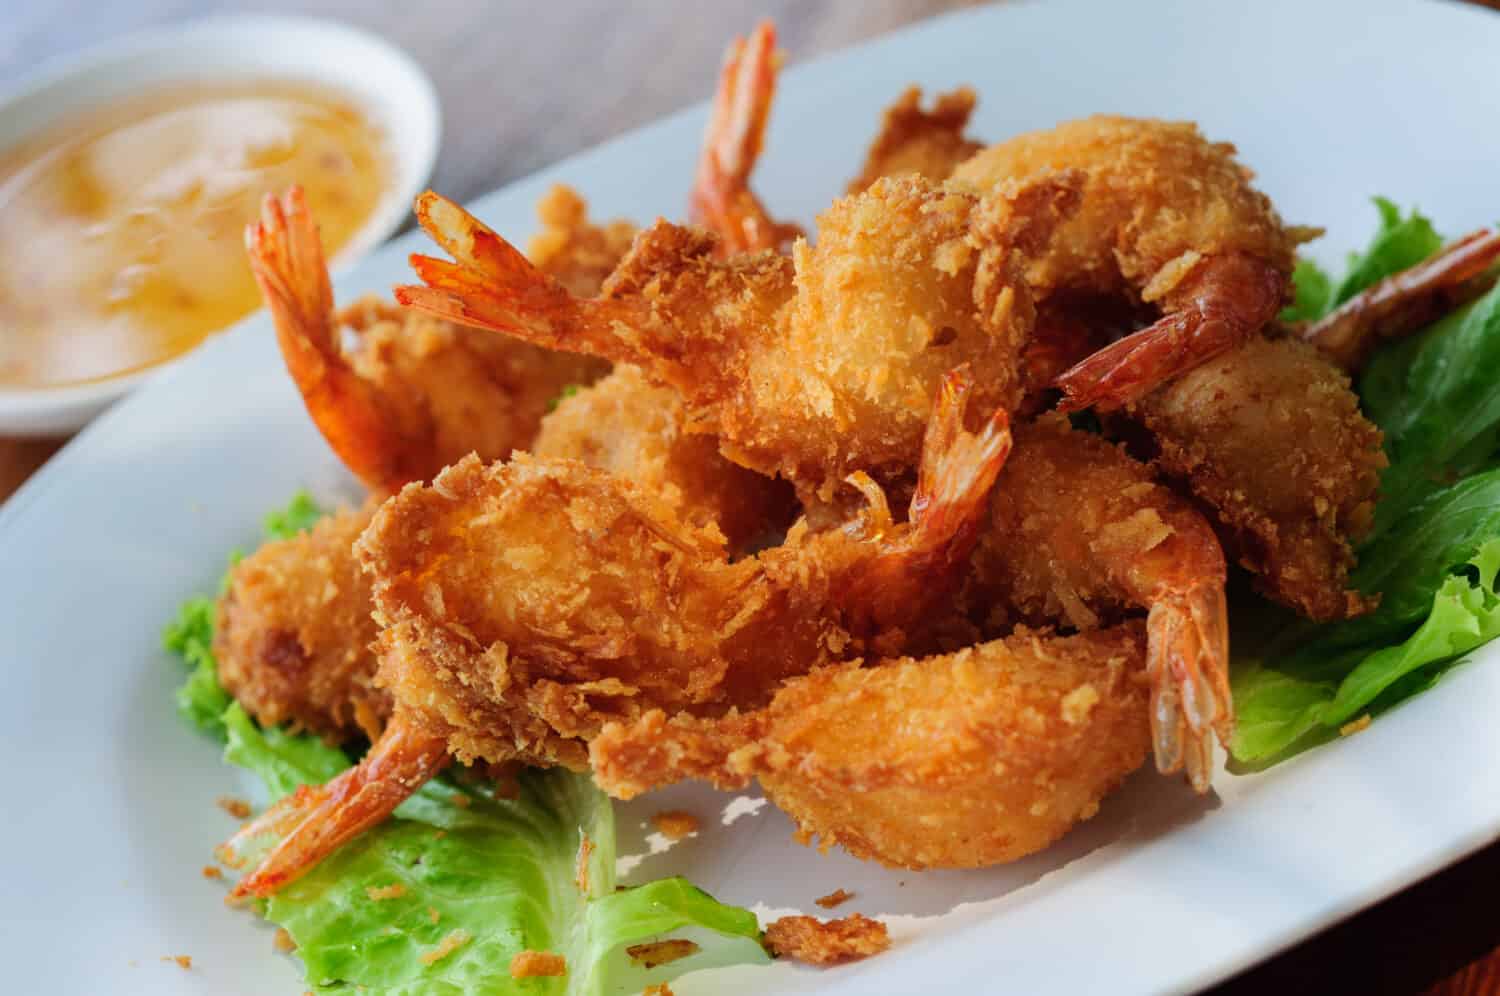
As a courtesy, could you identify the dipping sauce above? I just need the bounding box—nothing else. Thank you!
[0,82,391,388]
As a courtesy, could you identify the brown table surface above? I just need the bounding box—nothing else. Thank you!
[5,3,1499,993]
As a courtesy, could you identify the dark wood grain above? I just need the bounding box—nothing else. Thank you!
[3,3,1499,993]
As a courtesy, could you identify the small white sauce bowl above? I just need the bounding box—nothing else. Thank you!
[0,14,441,435]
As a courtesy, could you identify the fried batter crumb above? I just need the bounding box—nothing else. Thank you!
[200,865,223,881]
[1340,714,1372,736]
[651,810,700,840]
[428,906,441,924]
[765,914,890,966]
[509,950,567,978]
[644,985,675,996]
[273,928,296,953]
[162,955,192,970]
[576,833,595,893]
[420,929,471,966]
[814,888,854,909]
[365,883,407,901]
[216,796,252,820]
[626,939,700,969]
[450,793,471,809]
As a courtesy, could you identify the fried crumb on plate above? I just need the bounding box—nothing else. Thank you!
[1340,714,1372,736]
[216,796,252,820]
[764,914,890,966]
[510,949,567,978]
[162,955,192,970]
[419,929,471,966]
[200,865,223,881]
[644,984,675,996]
[651,809,700,840]
[814,888,854,909]
[273,928,296,953]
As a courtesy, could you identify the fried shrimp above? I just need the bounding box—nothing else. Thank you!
[245,187,607,493]
[846,86,984,194]
[398,174,1063,500]
[1300,227,1500,370]
[952,115,1304,410]
[590,624,1150,869]
[214,502,387,743]
[689,20,802,255]
[963,415,1228,788]
[1133,335,1386,621]
[534,364,795,552]
[224,370,1012,897]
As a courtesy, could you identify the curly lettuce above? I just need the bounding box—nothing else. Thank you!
[166,495,768,993]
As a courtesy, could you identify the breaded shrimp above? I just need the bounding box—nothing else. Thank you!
[965,415,1228,788]
[952,115,1305,410]
[689,20,802,255]
[846,86,984,194]
[1132,334,1387,621]
[397,174,1066,500]
[224,369,1013,898]
[1300,227,1500,370]
[246,187,607,493]
[214,502,387,743]
[534,364,795,552]
[526,183,640,297]
[590,624,1150,869]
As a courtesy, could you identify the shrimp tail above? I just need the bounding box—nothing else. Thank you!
[247,188,410,493]
[688,20,802,254]
[1146,584,1231,793]
[1054,253,1286,412]
[221,717,450,899]
[910,364,1014,564]
[394,192,639,363]
[1302,228,1500,370]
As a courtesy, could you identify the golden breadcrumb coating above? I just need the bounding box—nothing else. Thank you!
[526,183,639,298]
[590,625,1150,869]
[214,502,386,742]
[764,914,890,966]
[535,364,795,552]
[846,86,984,194]
[1134,334,1386,621]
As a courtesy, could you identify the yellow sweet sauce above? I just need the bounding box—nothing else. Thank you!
[0,82,391,389]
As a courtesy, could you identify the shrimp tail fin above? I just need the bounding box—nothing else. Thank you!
[247,188,409,493]
[910,364,1014,565]
[1146,584,1231,793]
[589,710,760,800]
[1302,228,1500,370]
[1054,253,1285,412]
[221,717,450,899]
[395,191,639,363]
[689,20,801,254]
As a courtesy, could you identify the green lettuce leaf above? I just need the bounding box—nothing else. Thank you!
[1279,258,1333,323]
[1329,197,1444,308]
[168,495,769,994]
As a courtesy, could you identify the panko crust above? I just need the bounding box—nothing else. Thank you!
[845,85,984,194]
[214,502,387,741]
[764,914,890,965]
[1134,335,1386,620]
[592,625,1151,870]
[953,115,1299,304]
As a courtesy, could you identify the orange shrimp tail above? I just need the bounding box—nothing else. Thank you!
[394,191,638,362]
[688,20,801,255]
[1302,228,1500,370]
[1054,253,1286,412]
[1146,584,1231,793]
[222,718,450,899]
[910,364,1014,563]
[247,188,410,493]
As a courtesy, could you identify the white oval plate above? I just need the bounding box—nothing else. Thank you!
[2,0,1499,992]
[0,14,440,435]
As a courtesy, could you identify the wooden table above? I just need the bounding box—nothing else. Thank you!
[4,3,1498,993]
